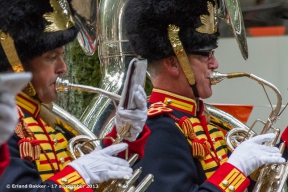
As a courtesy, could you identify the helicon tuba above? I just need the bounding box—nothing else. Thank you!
[76,0,136,138]
[210,71,288,192]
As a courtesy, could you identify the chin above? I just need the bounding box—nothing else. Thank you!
[39,94,58,104]
[199,91,212,99]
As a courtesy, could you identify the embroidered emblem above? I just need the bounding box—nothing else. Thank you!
[15,118,40,162]
[196,1,218,34]
[148,102,173,117]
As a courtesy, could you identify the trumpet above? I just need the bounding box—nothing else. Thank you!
[210,71,288,192]
[55,77,154,192]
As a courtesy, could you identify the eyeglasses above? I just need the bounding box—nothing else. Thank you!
[190,50,214,59]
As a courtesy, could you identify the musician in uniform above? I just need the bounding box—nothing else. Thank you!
[0,0,149,191]
[123,0,285,191]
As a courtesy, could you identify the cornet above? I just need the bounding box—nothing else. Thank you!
[210,71,288,192]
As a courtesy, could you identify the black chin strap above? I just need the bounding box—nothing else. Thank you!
[191,83,199,98]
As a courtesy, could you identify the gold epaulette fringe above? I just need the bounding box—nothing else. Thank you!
[15,118,40,162]
[170,115,211,160]
[18,138,40,162]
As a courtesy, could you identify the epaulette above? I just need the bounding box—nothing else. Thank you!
[147,102,173,117]
[15,106,40,162]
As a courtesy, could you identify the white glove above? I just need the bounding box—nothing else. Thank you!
[0,92,18,146]
[227,133,285,176]
[115,85,147,141]
[68,143,132,184]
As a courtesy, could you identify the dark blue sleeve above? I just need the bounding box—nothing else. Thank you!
[0,133,62,192]
[133,116,222,192]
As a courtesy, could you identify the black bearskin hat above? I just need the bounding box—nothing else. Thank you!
[124,0,220,62]
[0,0,79,71]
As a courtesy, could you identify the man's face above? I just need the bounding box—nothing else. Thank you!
[24,47,67,103]
[188,50,219,99]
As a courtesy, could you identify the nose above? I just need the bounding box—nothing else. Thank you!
[209,55,219,70]
[56,57,67,74]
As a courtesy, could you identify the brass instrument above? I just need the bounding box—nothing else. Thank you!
[78,0,136,139]
[55,75,154,192]
[218,0,248,60]
[210,71,288,192]
[70,0,98,55]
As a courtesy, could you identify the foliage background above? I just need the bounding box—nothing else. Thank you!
[56,39,100,118]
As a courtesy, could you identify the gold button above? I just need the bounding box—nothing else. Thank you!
[60,157,65,164]
[212,138,215,143]
[53,138,58,145]
[68,186,74,191]
[218,155,223,161]
[61,177,68,183]
[167,99,172,104]
[222,180,229,186]
[228,185,235,191]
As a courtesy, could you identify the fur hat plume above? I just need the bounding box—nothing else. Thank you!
[0,0,79,71]
[124,0,220,62]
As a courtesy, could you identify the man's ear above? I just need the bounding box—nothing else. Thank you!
[163,56,180,76]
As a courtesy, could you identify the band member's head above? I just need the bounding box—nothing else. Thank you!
[124,0,219,99]
[0,0,79,102]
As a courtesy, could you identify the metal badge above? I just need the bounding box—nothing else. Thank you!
[196,1,218,34]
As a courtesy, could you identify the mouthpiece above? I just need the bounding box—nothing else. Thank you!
[210,71,250,85]
[56,77,70,92]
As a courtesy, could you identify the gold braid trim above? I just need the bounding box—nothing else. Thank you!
[15,119,33,138]
[167,24,195,85]
[168,114,211,159]
[15,118,40,161]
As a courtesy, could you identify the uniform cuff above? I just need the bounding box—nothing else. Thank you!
[103,125,151,159]
[206,162,250,192]
[49,166,94,192]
